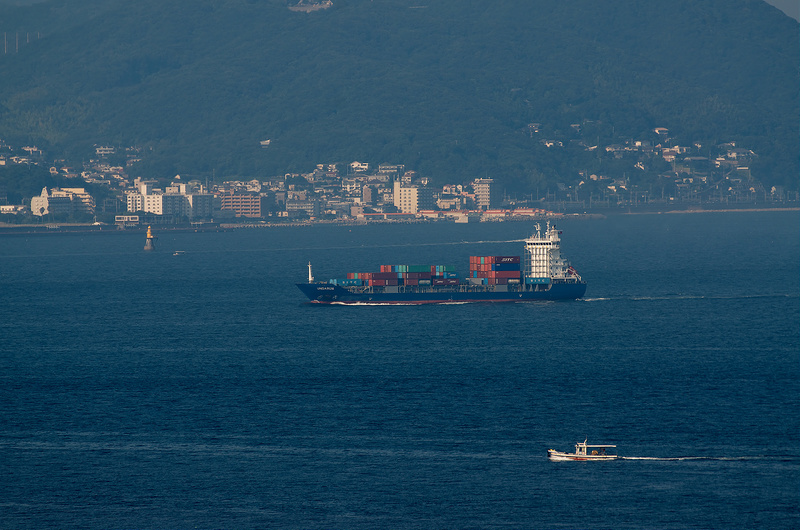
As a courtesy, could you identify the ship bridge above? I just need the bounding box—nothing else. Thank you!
[522,222,581,283]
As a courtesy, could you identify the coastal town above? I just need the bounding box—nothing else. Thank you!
[0,128,797,229]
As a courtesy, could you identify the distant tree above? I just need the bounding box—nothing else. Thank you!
[0,164,61,204]
[285,175,311,190]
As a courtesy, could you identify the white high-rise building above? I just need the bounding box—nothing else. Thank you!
[473,178,499,209]
[393,180,435,214]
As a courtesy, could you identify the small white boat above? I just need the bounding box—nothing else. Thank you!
[548,439,618,461]
[173,251,185,256]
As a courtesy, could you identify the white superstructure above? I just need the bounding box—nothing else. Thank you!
[522,222,582,283]
[548,440,618,461]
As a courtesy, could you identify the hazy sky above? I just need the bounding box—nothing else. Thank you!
[765,0,800,20]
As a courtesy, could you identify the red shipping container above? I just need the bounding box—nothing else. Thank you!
[487,271,518,279]
[405,279,419,286]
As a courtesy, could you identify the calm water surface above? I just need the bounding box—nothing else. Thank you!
[1,211,798,529]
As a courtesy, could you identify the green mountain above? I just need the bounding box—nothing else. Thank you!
[0,0,797,192]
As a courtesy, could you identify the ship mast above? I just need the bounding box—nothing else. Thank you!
[307,261,314,283]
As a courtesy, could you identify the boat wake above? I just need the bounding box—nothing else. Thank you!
[329,301,420,306]
[620,455,797,461]
[580,293,796,303]
[630,293,797,301]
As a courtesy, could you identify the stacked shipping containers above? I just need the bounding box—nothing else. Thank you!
[337,265,458,287]
[333,258,525,288]
[469,256,522,285]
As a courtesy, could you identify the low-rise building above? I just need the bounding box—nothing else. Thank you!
[95,146,116,156]
[219,192,270,218]
[286,199,320,218]
[127,181,213,219]
[350,161,370,173]
[31,187,95,217]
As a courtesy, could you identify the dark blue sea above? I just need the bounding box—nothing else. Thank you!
[1,211,798,529]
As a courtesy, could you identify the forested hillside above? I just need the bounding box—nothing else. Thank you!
[0,0,797,192]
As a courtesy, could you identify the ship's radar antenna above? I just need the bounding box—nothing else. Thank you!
[307,261,314,283]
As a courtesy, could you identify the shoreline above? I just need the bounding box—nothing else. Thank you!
[0,206,797,235]
[619,207,800,215]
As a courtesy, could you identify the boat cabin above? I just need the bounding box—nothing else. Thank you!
[575,440,616,456]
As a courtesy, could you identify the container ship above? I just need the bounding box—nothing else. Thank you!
[297,222,586,304]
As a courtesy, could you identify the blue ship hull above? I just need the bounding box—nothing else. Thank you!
[296,281,587,304]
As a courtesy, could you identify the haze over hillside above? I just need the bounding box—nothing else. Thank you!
[766,0,800,20]
[0,0,797,192]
